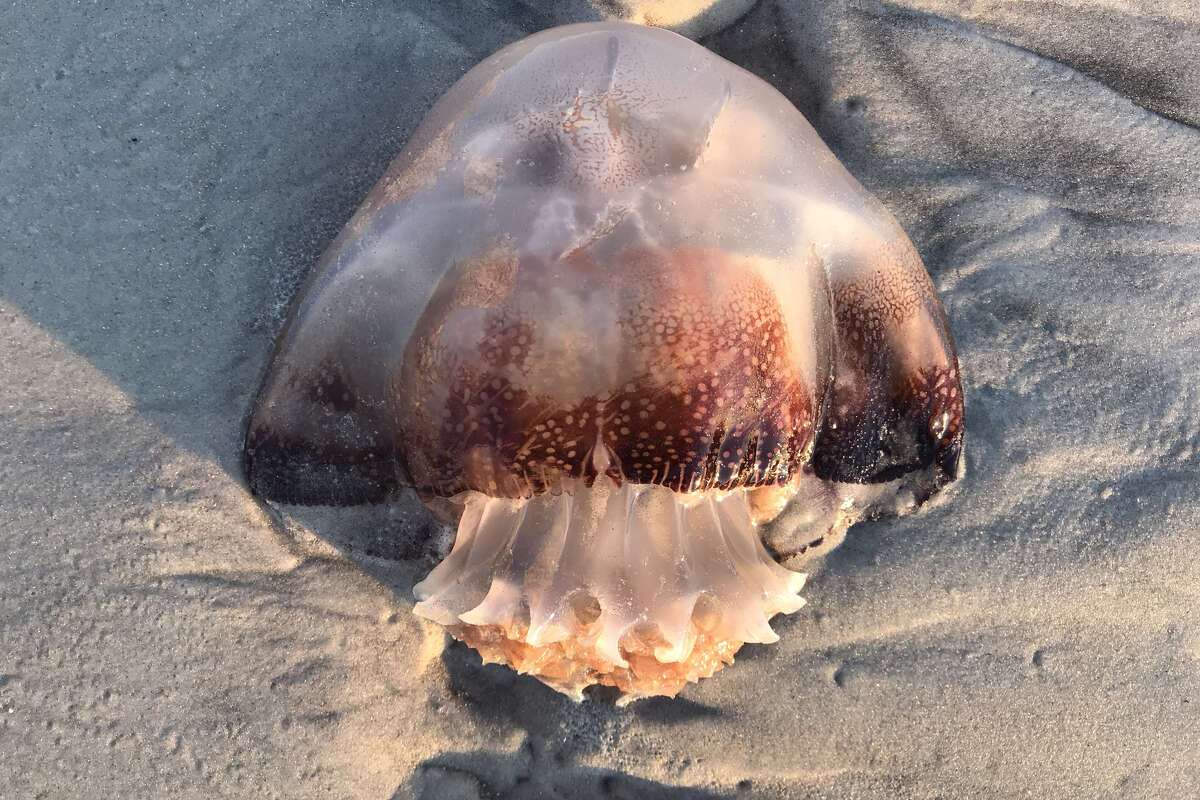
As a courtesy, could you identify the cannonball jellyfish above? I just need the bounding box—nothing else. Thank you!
[244,22,963,701]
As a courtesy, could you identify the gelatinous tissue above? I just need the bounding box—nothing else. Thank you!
[244,23,963,701]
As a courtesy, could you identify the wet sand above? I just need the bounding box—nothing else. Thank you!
[2,1,1197,797]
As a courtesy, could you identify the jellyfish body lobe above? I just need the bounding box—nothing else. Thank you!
[244,22,963,700]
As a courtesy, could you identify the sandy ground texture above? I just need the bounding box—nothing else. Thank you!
[3,1,1199,797]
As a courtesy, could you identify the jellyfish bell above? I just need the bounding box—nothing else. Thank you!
[243,22,963,700]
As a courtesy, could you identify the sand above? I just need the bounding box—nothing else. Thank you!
[2,1,1197,797]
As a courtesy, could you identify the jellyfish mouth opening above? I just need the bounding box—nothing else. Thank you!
[412,475,806,701]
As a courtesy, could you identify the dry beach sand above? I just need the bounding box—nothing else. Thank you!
[2,1,1198,797]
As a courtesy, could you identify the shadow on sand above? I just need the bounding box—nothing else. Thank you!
[403,747,741,799]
